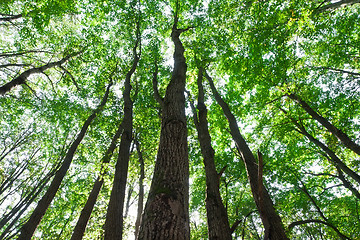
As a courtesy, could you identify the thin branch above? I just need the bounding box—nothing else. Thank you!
[288,219,351,240]
[0,13,23,22]
[59,65,80,90]
[315,0,360,13]
[0,63,31,68]
[0,51,81,95]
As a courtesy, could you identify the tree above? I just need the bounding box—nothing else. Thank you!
[189,68,232,240]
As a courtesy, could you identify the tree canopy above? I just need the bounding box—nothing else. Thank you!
[1,0,360,239]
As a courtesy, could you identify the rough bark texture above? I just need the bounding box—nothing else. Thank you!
[0,51,80,95]
[134,139,145,239]
[17,83,111,240]
[288,93,360,156]
[137,18,190,240]
[70,123,123,240]
[190,68,232,240]
[104,36,140,240]
[205,71,289,240]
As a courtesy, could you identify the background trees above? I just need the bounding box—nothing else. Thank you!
[1,0,359,239]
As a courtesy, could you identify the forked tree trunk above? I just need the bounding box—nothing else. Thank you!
[287,93,360,156]
[205,71,289,240]
[70,123,123,240]
[17,83,112,240]
[103,32,140,240]
[137,16,190,240]
[190,68,232,240]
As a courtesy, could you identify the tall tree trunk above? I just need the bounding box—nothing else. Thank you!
[189,68,232,240]
[134,139,145,239]
[205,71,289,240]
[17,83,111,240]
[103,32,140,240]
[0,51,80,95]
[137,14,190,240]
[70,123,123,240]
[287,93,360,156]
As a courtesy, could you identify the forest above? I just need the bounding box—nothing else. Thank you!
[1,0,360,239]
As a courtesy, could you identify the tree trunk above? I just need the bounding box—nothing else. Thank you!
[103,34,140,240]
[70,123,123,240]
[17,83,111,240]
[134,139,145,239]
[0,51,80,95]
[287,93,360,156]
[137,16,190,240]
[190,68,232,240]
[205,71,289,240]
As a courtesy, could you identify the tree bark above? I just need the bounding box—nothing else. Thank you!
[205,71,289,240]
[189,68,232,240]
[137,15,190,240]
[0,51,80,95]
[103,32,140,240]
[17,83,111,240]
[287,93,360,156]
[70,123,123,240]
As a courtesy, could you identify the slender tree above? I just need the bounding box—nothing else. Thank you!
[280,107,360,185]
[70,122,123,240]
[189,67,232,240]
[287,93,360,156]
[134,138,145,239]
[17,83,112,240]
[103,17,141,239]
[205,71,289,240]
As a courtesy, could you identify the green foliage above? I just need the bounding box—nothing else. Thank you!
[1,0,360,239]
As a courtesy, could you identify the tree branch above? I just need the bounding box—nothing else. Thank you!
[0,51,81,95]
